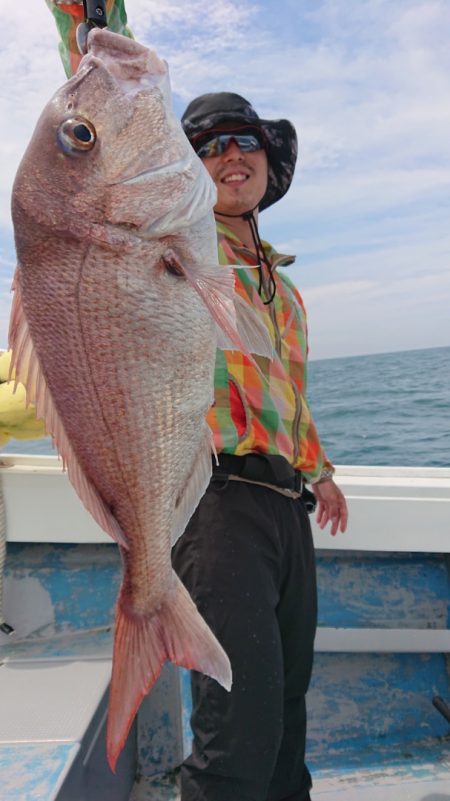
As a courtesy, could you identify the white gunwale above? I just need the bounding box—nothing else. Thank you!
[1,455,449,553]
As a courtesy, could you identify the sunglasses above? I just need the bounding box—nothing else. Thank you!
[192,127,266,159]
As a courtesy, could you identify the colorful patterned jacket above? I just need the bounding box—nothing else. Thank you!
[208,222,333,483]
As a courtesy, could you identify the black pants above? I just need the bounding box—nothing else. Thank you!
[172,455,317,801]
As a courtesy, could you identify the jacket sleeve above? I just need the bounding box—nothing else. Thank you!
[44,0,133,77]
[287,279,335,481]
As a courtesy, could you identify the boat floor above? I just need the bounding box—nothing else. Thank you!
[131,770,180,801]
[130,737,450,801]
[130,771,450,801]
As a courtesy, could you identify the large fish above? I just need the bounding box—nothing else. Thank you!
[9,29,271,770]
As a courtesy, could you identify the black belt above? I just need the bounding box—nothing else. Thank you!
[213,453,302,491]
[212,453,317,512]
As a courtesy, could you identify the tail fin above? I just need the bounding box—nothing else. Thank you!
[107,571,232,771]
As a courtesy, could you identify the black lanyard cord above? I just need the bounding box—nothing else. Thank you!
[215,207,277,305]
[242,211,277,305]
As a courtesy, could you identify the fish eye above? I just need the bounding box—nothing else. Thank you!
[57,116,97,155]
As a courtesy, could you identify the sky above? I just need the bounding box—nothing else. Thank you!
[0,0,449,360]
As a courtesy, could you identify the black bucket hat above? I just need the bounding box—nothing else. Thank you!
[181,92,298,212]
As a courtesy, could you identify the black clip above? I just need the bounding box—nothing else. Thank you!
[83,0,107,27]
[0,622,14,635]
[76,0,108,56]
[302,486,317,515]
[432,695,450,725]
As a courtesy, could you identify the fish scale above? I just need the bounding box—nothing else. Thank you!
[9,27,273,771]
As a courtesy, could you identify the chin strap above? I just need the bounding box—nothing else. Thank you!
[215,206,277,305]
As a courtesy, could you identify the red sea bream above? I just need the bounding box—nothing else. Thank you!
[9,29,270,770]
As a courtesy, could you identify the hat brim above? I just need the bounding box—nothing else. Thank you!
[258,117,298,211]
[183,109,297,211]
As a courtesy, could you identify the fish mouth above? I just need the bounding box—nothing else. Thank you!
[118,154,193,186]
[63,62,96,98]
[83,28,167,95]
[129,156,217,238]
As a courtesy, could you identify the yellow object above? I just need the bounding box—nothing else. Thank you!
[0,352,46,446]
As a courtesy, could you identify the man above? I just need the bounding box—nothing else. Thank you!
[172,92,348,801]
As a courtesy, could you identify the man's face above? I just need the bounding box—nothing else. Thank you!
[197,124,268,216]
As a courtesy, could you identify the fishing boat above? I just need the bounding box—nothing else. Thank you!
[0,454,449,800]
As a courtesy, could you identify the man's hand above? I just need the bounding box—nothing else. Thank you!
[311,479,348,536]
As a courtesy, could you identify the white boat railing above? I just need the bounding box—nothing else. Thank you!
[1,454,449,553]
[1,454,449,801]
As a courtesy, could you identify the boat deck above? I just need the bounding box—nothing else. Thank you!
[1,462,449,800]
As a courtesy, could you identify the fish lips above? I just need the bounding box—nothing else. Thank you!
[109,153,217,237]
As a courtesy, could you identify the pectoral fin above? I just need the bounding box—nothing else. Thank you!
[163,251,273,358]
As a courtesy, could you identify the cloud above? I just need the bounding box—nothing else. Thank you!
[0,0,448,357]
[0,3,63,226]
[302,261,450,360]
[304,280,378,302]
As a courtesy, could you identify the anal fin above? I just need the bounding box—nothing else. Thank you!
[171,423,213,547]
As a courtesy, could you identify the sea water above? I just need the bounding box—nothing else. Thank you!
[308,345,450,467]
[1,346,449,467]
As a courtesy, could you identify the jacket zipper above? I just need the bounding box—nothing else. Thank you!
[232,246,294,358]
[230,241,301,460]
[292,384,302,464]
